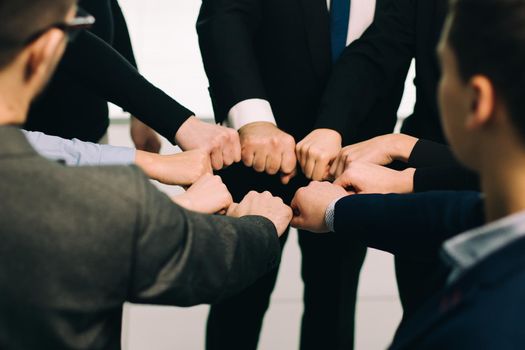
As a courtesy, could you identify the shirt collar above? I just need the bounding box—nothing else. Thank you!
[442,209,525,283]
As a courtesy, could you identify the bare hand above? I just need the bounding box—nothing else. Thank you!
[239,122,297,184]
[135,149,212,186]
[173,174,233,214]
[296,129,342,181]
[330,134,419,178]
[175,116,241,170]
[333,162,415,194]
[227,191,292,236]
[291,181,350,233]
[130,117,162,153]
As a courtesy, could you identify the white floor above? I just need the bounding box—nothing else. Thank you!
[107,1,418,348]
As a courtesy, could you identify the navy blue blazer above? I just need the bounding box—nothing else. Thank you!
[389,235,525,349]
[333,191,484,262]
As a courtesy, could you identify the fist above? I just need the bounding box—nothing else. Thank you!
[239,122,297,184]
[175,116,241,170]
[227,191,293,236]
[296,129,342,181]
[291,182,349,233]
[173,174,233,214]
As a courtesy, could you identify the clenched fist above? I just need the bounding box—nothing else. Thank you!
[175,116,241,170]
[173,174,233,214]
[296,129,342,181]
[291,181,349,233]
[239,122,297,184]
[227,191,293,236]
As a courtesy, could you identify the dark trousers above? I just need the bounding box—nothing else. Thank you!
[207,164,367,350]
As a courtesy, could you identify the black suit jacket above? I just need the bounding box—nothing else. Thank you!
[197,0,407,201]
[316,0,448,143]
[389,235,525,349]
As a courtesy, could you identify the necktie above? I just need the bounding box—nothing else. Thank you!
[330,0,350,62]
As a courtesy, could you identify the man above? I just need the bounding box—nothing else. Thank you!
[294,0,525,347]
[197,1,407,348]
[0,1,292,348]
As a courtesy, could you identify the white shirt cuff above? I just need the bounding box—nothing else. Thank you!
[226,99,277,130]
[324,199,339,232]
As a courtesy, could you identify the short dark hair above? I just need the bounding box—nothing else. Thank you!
[448,0,525,139]
[0,0,75,68]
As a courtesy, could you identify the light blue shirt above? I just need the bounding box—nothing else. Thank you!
[23,130,136,166]
[442,209,525,284]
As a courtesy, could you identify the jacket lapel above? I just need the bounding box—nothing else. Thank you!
[298,0,332,81]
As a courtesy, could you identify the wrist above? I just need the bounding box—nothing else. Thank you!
[390,134,419,162]
[174,115,197,145]
[172,193,193,210]
[135,150,162,181]
[396,168,416,193]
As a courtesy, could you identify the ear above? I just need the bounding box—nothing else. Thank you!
[465,75,496,130]
[24,29,65,84]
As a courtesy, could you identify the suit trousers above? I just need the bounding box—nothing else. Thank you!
[206,164,367,350]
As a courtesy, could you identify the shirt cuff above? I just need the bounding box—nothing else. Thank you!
[98,145,136,166]
[226,99,277,130]
[324,199,339,232]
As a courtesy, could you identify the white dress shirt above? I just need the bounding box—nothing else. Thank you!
[227,0,377,130]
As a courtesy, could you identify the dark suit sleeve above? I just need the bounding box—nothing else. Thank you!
[110,0,138,69]
[315,0,415,138]
[197,0,267,123]
[128,174,281,306]
[333,191,484,261]
[59,31,194,143]
[408,140,480,192]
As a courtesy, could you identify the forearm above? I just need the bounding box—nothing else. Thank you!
[333,191,485,261]
[23,130,135,166]
[61,31,194,142]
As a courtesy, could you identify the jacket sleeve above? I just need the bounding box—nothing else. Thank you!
[408,140,480,192]
[59,30,194,143]
[197,0,268,123]
[333,191,484,262]
[315,0,416,139]
[128,174,281,306]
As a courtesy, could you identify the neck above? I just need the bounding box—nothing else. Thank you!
[0,72,29,126]
[481,149,525,222]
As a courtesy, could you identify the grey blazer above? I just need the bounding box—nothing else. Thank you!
[0,126,281,350]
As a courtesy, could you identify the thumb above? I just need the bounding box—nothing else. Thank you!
[333,172,353,188]
[280,168,297,185]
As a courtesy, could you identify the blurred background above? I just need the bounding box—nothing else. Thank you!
[108,1,417,349]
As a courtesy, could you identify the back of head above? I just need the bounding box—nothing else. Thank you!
[448,0,525,142]
[0,0,75,69]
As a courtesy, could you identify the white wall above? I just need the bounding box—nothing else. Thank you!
[109,1,417,349]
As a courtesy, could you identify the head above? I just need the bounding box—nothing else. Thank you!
[438,0,525,172]
[0,0,77,124]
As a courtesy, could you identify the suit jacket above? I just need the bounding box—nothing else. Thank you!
[197,0,407,200]
[316,0,448,143]
[0,126,280,350]
[389,235,525,349]
[333,191,484,261]
[408,140,480,192]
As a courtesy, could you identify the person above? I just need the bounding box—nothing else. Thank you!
[197,1,407,348]
[26,0,241,170]
[0,1,293,349]
[296,0,525,347]
[23,129,213,187]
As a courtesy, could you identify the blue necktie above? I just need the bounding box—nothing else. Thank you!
[330,0,351,63]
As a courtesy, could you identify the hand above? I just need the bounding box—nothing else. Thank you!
[291,181,350,233]
[296,129,342,181]
[333,162,415,194]
[239,122,297,184]
[227,191,292,236]
[130,117,162,153]
[330,134,419,178]
[135,149,212,186]
[175,116,241,170]
[173,174,233,214]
